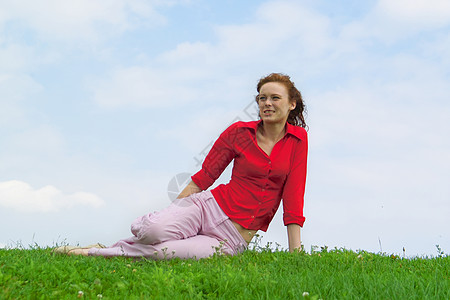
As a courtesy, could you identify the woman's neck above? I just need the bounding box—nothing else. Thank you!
[259,121,286,142]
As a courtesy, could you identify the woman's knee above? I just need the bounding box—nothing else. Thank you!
[139,221,170,244]
[131,214,170,245]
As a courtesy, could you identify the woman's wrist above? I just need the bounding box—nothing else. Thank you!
[177,181,202,199]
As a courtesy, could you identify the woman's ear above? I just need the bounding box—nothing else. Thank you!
[290,102,296,111]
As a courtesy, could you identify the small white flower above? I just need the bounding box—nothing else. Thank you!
[97,294,103,299]
[302,291,309,297]
[77,291,84,298]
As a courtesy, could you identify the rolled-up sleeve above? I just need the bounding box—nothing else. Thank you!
[191,124,237,190]
[282,133,308,227]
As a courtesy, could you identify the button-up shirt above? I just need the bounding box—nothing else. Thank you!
[191,120,308,231]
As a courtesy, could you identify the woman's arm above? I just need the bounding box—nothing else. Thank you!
[190,123,238,191]
[177,180,202,199]
[287,223,302,252]
[282,133,308,228]
[178,124,239,200]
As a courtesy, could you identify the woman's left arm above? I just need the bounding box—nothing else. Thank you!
[282,134,308,226]
[287,223,302,252]
[282,130,308,252]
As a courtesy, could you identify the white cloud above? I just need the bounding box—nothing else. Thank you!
[0,74,43,128]
[244,0,332,56]
[160,1,332,64]
[0,180,105,213]
[91,0,333,108]
[342,0,450,44]
[90,66,202,108]
[377,0,450,26]
[7,125,65,154]
[0,44,36,73]
[0,0,172,43]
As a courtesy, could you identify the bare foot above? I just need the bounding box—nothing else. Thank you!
[68,248,90,256]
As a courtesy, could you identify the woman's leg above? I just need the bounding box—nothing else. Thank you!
[130,195,203,245]
[87,191,247,259]
[89,234,222,259]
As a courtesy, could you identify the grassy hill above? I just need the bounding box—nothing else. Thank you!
[1,242,449,299]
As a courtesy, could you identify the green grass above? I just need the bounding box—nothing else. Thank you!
[1,243,449,299]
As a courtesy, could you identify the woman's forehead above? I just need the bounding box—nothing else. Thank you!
[259,82,288,94]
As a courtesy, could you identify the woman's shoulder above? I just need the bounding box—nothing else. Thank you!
[223,120,259,133]
[216,121,258,143]
[286,123,308,141]
[232,120,259,128]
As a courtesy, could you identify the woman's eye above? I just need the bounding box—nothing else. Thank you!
[258,96,266,101]
[272,96,280,100]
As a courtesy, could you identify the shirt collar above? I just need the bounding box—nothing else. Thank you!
[241,120,306,140]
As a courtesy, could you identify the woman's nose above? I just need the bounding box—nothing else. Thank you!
[264,99,273,106]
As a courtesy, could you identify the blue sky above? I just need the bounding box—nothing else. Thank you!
[1,0,449,257]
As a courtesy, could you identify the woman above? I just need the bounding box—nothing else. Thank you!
[59,73,308,259]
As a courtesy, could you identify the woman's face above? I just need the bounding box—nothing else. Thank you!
[258,82,295,125]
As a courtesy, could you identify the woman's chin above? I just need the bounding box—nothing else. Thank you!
[261,117,285,125]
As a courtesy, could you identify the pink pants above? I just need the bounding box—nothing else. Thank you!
[88,191,248,259]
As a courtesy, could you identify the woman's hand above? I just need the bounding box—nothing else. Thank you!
[287,223,302,252]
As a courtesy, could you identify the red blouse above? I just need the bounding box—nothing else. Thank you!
[191,120,308,231]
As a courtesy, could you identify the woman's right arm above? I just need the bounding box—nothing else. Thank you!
[188,123,238,193]
[177,123,239,199]
[176,180,202,199]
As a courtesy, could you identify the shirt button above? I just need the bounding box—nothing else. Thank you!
[251,215,255,218]
[261,188,265,192]
[258,202,262,205]
[268,161,271,164]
